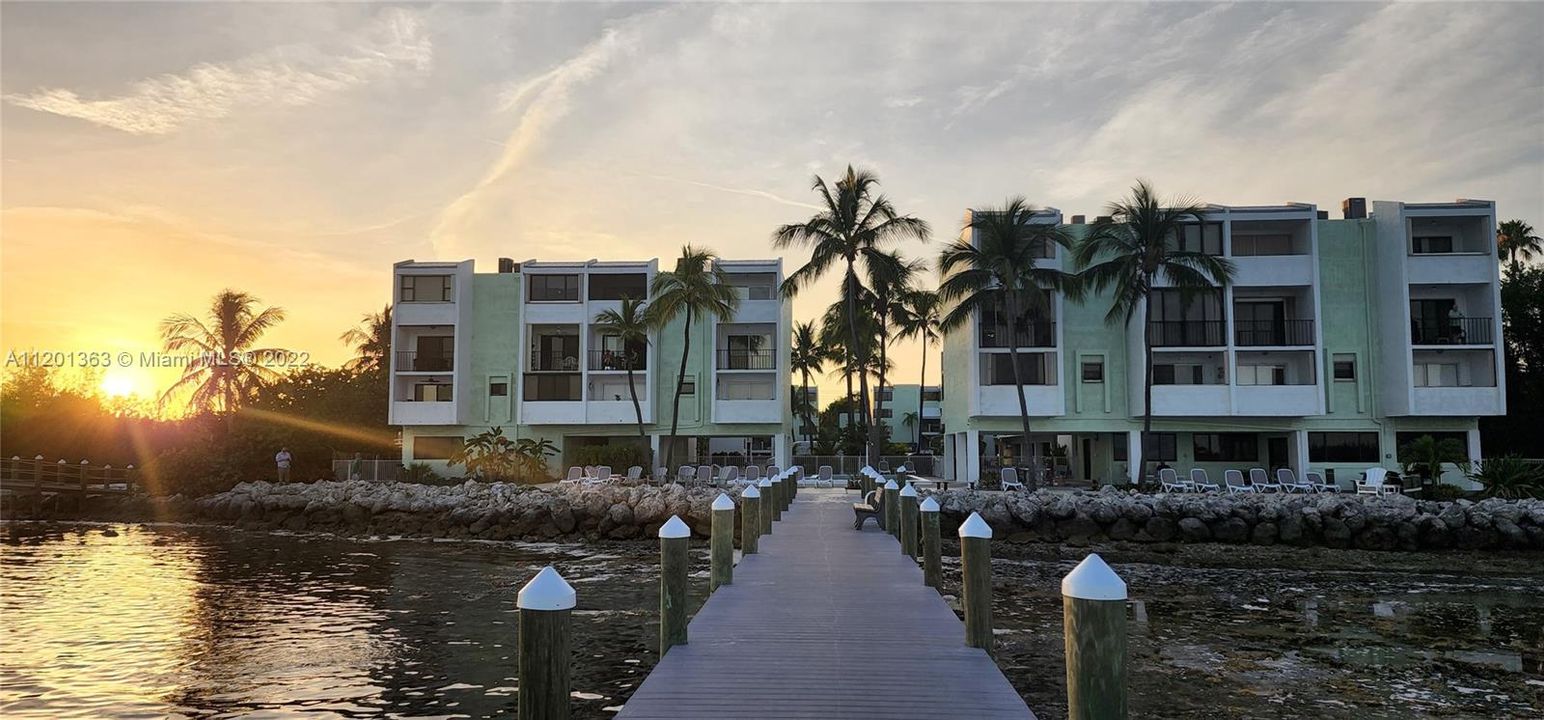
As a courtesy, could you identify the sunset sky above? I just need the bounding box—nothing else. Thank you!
[2,2,1541,410]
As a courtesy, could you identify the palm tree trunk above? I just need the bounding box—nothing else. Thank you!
[916,335,927,450]
[873,319,890,459]
[844,264,875,465]
[1139,289,1155,485]
[626,363,645,438]
[800,369,814,444]
[1005,290,1036,490]
[665,306,693,471]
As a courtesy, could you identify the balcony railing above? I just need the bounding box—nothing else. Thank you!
[1411,317,1493,345]
[530,351,581,372]
[395,351,453,372]
[1147,320,1225,347]
[589,348,646,371]
[1234,319,1315,347]
[978,321,1057,348]
[524,374,581,401]
[717,349,776,370]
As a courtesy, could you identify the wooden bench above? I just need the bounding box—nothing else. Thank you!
[853,490,885,530]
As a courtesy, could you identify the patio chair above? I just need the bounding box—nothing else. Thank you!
[583,465,596,478]
[722,466,741,484]
[1306,471,1338,493]
[1356,466,1401,496]
[1225,469,1256,493]
[817,465,835,489]
[596,465,612,482]
[1190,468,1220,492]
[697,465,713,487]
[677,465,696,484]
[1276,468,1312,493]
[564,466,583,483]
[1159,468,1189,493]
[879,460,891,473]
[1000,467,1026,492]
[1249,467,1280,492]
[744,465,762,481]
[766,465,780,478]
[627,465,643,481]
[654,466,669,483]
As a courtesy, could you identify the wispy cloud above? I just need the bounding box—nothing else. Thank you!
[629,172,822,211]
[4,9,431,134]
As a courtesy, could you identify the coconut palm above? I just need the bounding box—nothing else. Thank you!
[592,296,651,438]
[1073,180,1236,480]
[864,250,926,456]
[647,246,740,469]
[774,166,930,462]
[790,320,826,444]
[1497,219,1541,267]
[897,288,941,450]
[938,198,1079,488]
[159,289,289,415]
[340,305,392,373]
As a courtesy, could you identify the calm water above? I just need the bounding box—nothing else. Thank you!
[0,523,686,719]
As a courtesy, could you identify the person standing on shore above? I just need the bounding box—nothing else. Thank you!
[276,447,292,483]
[349,452,363,481]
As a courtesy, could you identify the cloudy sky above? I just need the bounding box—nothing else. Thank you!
[2,1,1541,407]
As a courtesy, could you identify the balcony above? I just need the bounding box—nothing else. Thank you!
[530,351,582,373]
[1411,317,1493,346]
[524,373,582,401]
[395,351,454,373]
[1147,320,1225,348]
[1234,319,1314,347]
[978,321,1057,349]
[976,350,1063,417]
[717,348,776,370]
[589,348,646,371]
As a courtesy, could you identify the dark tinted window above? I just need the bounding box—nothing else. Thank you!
[1308,432,1379,463]
[1193,433,1258,462]
[1081,359,1104,382]
[413,435,463,460]
[588,273,647,300]
[529,274,580,301]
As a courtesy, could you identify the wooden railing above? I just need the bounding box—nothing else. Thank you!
[0,456,139,495]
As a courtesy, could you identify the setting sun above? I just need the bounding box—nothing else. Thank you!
[100,372,138,398]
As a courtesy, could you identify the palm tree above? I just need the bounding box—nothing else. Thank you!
[647,246,740,469]
[340,305,392,373]
[938,198,1079,488]
[790,320,826,444]
[897,288,940,450]
[1497,219,1541,267]
[1073,181,1236,480]
[775,166,930,463]
[865,250,926,457]
[159,289,289,415]
[592,296,651,438]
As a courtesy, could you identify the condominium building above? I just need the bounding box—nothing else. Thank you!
[875,384,944,449]
[939,197,1505,487]
[389,257,793,474]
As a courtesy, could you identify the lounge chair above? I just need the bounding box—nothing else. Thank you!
[1249,467,1279,492]
[1190,468,1219,492]
[853,489,884,530]
[1306,471,1338,493]
[595,465,613,482]
[1158,468,1189,493]
[1225,469,1256,493]
[677,465,696,484]
[744,465,762,481]
[583,465,596,479]
[766,465,780,478]
[654,466,669,483]
[564,466,583,483]
[879,460,891,473]
[817,465,835,489]
[721,466,740,484]
[1276,468,1312,493]
[697,465,713,487]
[627,465,643,481]
[1356,466,1402,496]
[1000,467,1026,492]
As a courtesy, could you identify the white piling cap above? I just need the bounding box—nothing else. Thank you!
[861,465,874,475]
[660,515,691,539]
[517,566,576,610]
[743,485,760,499]
[958,511,992,539]
[712,493,735,511]
[920,496,940,512]
[758,478,773,487]
[883,479,898,490]
[1062,553,1128,601]
[899,483,917,497]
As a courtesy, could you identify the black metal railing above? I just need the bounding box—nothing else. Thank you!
[978,321,1057,348]
[395,351,453,372]
[530,351,581,372]
[589,348,646,371]
[1411,317,1493,345]
[1234,319,1315,347]
[1147,320,1226,347]
[717,348,776,370]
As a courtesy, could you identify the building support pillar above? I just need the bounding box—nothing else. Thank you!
[965,430,982,488]
[773,432,789,470]
[1126,431,1142,485]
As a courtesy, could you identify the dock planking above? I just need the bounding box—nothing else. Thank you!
[617,489,1035,719]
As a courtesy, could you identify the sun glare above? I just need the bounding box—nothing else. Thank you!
[100,373,138,398]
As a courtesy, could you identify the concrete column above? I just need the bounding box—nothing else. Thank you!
[965,430,982,488]
[1292,429,1310,476]
[650,433,663,472]
[1467,428,1483,466]
[1126,431,1143,485]
[942,433,956,481]
[773,432,790,470]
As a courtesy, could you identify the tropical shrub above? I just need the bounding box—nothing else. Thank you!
[1468,456,1544,499]
[449,428,556,484]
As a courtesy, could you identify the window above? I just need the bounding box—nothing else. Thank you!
[984,353,1051,385]
[1333,354,1356,381]
[1113,438,1128,462]
[878,408,893,419]
[412,382,453,401]
[680,378,696,395]
[1081,359,1105,383]
[1236,365,1286,386]
[1193,433,1259,462]
[723,272,776,300]
[717,376,774,400]
[1309,432,1379,463]
[413,435,463,460]
[923,388,942,402]
[1232,234,1295,256]
[1143,433,1178,461]
[1154,363,1207,385]
[1413,362,1460,387]
[879,388,894,402]
[524,374,581,401]
[588,273,647,300]
[1395,432,1469,461]
[1412,236,1454,254]
[1173,222,1224,255]
[528,274,580,301]
[489,380,508,397]
[399,274,452,302]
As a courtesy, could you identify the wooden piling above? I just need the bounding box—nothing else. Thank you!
[757,478,773,535]
[771,474,784,522]
[518,566,575,720]
[960,511,994,653]
[659,515,690,654]
[1063,553,1129,720]
[898,482,919,559]
[920,496,942,589]
[740,485,760,555]
[710,493,735,592]
[883,480,900,539]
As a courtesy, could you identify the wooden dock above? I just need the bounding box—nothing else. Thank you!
[617,489,1035,719]
[0,456,139,498]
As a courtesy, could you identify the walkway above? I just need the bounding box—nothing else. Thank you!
[617,488,1035,719]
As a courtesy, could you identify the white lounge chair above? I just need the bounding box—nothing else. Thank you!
[1306,471,1338,493]
[766,465,780,478]
[817,465,835,489]
[722,466,740,484]
[1249,467,1279,492]
[654,466,669,483]
[1159,468,1189,493]
[879,460,891,472]
[1000,467,1026,492]
[1276,468,1313,493]
[1356,466,1401,496]
[1225,469,1255,493]
[744,465,762,481]
[583,465,596,479]
[627,465,643,481]
[697,465,713,487]
[1190,468,1219,492]
[564,466,583,483]
[595,465,613,482]
[677,465,696,484]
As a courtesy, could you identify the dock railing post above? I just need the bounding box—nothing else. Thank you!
[781,471,793,510]
[1062,553,1129,720]
[883,480,900,539]
[659,515,690,654]
[899,483,919,559]
[710,493,735,592]
[921,496,942,588]
[740,485,760,554]
[518,566,575,720]
[960,511,994,653]
[757,478,773,536]
[771,474,784,522]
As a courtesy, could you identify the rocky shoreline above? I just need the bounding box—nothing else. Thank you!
[6,480,1543,551]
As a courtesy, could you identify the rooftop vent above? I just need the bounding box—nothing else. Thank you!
[1316,210,1328,220]
[498,257,517,273]
[1342,198,1367,220]
[1069,214,1086,224]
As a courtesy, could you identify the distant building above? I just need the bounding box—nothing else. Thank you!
[874,384,943,448]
